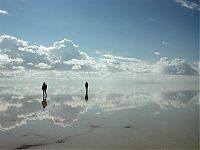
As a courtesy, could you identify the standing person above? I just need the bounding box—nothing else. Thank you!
[42,82,47,97]
[85,81,88,92]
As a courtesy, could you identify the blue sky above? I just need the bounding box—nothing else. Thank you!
[0,0,199,62]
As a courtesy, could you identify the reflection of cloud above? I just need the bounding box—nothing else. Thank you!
[0,80,198,131]
[0,100,22,112]
[18,102,86,128]
[0,85,86,131]
[152,91,198,109]
[90,90,199,112]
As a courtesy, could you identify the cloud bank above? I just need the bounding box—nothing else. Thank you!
[152,57,198,75]
[0,34,198,78]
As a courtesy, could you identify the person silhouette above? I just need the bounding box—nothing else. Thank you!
[42,82,47,97]
[85,81,88,92]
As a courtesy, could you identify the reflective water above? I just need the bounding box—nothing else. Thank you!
[0,79,199,149]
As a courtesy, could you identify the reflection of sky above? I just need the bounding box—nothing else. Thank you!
[0,79,198,131]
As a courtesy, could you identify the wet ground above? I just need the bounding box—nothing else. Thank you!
[0,79,199,149]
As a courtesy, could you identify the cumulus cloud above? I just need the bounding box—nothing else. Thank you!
[0,54,10,65]
[98,54,151,73]
[193,61,200,73]
[175,0,199,10]
[0,34,95,71]
[36,63,51,70]
[0,34,198,77]
[49,39,80,61]
[72,64,81,70]
[64,57,97,71]
[10,57,23,63]
[0,9,9,15]
[152,57,198,75]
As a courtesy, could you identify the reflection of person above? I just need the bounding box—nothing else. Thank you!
[85,92,88,102]
[42,96,47,109]
[85,81,88,92]
[42,82,47,97]
[85,81,89,102]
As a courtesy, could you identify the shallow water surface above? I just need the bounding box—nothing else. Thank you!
[0,79,199,149]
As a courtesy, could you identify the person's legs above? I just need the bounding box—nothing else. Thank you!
[45,89,47,97]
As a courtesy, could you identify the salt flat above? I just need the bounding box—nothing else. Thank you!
[0,78,198,149]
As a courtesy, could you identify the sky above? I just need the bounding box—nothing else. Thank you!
[0,0,199,79]
[0,0,199,61]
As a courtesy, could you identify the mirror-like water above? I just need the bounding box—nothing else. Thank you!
[0,79,199,149]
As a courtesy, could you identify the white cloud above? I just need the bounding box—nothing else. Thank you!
[99,54,152,73]
[72,64,81,70]
[49,39,80,61]
[94,51,101,54]
[152,57,198,75]
[0,9,9,15]
[28,62,33,66]
[10,57,23,63]
[0,34,198,77]
[193,61,200,73]
[102,54,144,62]
[0,54,10,64]
[154,51,160,55]
[12,66,25,70]
[0,34,27,49]
[36,63,51,70]
[175,0,199,10]
[0,34,95,71]
[64,57,97,71]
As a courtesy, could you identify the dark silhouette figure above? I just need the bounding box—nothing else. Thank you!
[42,95,47,109]
[85,81,88,92]
[85,91,88,102]
[42,82,47,97]
[85,81,89,102]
